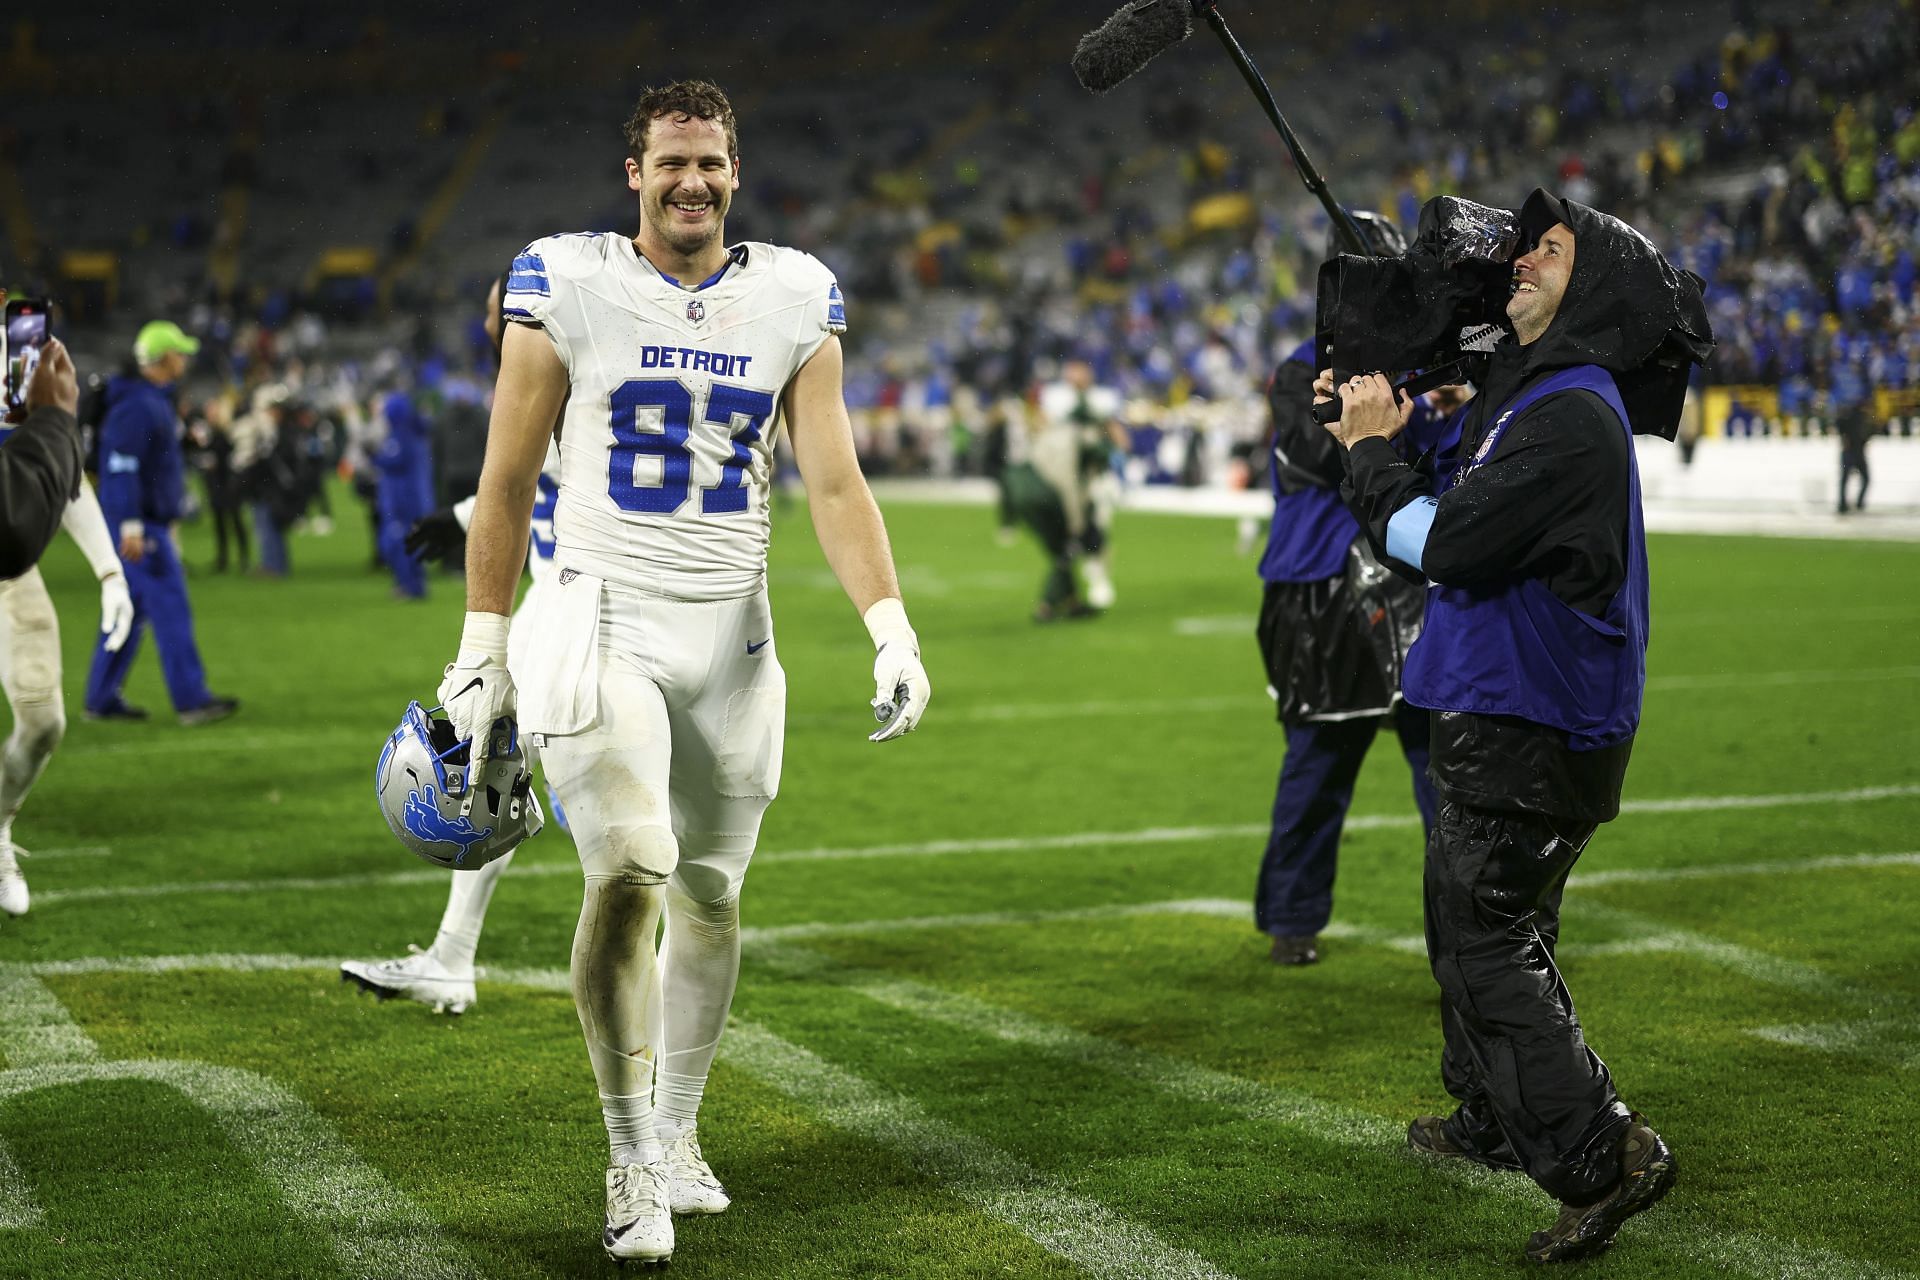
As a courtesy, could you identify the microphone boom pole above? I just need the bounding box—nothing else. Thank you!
[1187,2,1370,255]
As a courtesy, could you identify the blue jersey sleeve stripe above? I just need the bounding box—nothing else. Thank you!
[512,251,547,274]
[1385,496,1439,571]
[505,275,551,297]
[502,305,537,319]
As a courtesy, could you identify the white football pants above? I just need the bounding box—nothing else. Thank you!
[0,568,67,844]
[535,586,783,1152]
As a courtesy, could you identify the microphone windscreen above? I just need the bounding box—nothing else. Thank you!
[1071,0,1195,94]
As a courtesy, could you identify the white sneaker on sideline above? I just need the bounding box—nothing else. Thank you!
[340,944,475,1014]
[1083,559,1116,610]
[0,841,28,917]
[604,1161,674,1263]
[666,1128,731,1215]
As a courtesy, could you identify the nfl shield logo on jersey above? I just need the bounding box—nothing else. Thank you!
[686,298,705,324]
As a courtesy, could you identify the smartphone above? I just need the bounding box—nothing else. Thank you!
[4,296,52,421]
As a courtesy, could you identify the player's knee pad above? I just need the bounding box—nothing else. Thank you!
[5,698,64,761]
[580,818,678,886]
[667,884,738,945]
[669,831,756,907]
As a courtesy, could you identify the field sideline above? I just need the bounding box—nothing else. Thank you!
[2,493,1917,1279]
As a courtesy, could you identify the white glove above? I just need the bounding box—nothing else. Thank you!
[436,613,517,813]
[98,572,134,653]
[863,598,929,743]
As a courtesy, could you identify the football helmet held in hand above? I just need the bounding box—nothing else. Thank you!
[375,701,543,869]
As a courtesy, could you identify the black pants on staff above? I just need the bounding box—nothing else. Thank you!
[1424,800,1631,1205]
[1839,443,1869,513]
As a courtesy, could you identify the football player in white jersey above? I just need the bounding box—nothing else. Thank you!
[341,271,564,1011]
[1,317,136,919]
[435,81,930,1265]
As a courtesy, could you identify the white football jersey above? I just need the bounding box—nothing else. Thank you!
[505,233,845,600]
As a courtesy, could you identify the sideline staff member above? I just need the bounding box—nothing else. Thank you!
[1319,190,1709,1264]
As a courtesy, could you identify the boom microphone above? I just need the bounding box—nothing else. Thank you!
[1071,0,1195,94]
[1071,0,1372,254]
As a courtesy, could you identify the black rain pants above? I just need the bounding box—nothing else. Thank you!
[1424,799,1632,1204]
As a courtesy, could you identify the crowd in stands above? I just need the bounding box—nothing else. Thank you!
[13,0,1918,510]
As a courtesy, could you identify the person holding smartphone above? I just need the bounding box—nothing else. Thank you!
[1,299,85,576]
[1,294,136,921]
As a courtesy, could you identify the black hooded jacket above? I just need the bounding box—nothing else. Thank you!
[1,406,84,580]
[1337,192,1711,822]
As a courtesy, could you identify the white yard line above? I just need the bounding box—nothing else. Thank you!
[1573,904,1920,1017]
[10,946,1241,1277]
[0,965,481,1277]
[60,664,1920,759]
[15,950,1909,1277]
[0,964,103,1066]
[0,1140,42,1229]
[11,846,112,860]
[1748,1019,1920,1070]
[742,898,1246,944]
[754,947,1911,1280]
[0,1059,480,1279]
[722,1018,1241,1280]
[1576,849,1920,885]
[1646,665,1920,691]
[30,781,1920,905]
[1173,616,1254,637]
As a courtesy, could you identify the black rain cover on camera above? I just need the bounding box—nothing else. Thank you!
[1314,196,1520,377]
[1315,190,1714,439]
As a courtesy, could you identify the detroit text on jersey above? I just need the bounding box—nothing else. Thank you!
[505,233,845,601]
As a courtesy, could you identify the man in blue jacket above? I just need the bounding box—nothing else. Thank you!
[1321,190,1710,1263]
[85,321,238,725]
[375,385,434,600]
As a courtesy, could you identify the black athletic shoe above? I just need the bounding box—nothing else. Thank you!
[1407,1114,1524,1171]
[1268,934,1319,965]
[1524,1116,1676,1264]
[84,702,150,722]
[179,696,240,726]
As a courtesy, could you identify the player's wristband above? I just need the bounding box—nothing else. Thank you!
[457,611,511,665]
[862,597,917,653]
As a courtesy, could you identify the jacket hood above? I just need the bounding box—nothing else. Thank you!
[1509,189,1714,437]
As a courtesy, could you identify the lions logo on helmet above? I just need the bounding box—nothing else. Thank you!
[375,702,543,869]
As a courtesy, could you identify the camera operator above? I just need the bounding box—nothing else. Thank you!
[1319,190,1696,1264]
[0,337,85,578]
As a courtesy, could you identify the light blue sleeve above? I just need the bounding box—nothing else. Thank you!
[1385,496,1439,571]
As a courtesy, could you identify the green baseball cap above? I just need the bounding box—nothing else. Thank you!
[133,320,201,365]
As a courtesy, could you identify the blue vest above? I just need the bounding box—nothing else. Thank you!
[1402,365,1648,750]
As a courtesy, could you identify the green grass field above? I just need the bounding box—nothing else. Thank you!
[3,493,1917,1280]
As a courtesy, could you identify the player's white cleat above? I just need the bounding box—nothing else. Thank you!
[339,945,475,1015]
[1083,558,1116,610]
[604,1161,674,1264]
[666,1128,731,1215]
[0,841,29,917]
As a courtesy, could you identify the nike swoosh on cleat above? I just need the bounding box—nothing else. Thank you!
[746,639,770,654]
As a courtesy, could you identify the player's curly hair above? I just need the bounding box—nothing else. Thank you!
[623,80,738,165]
